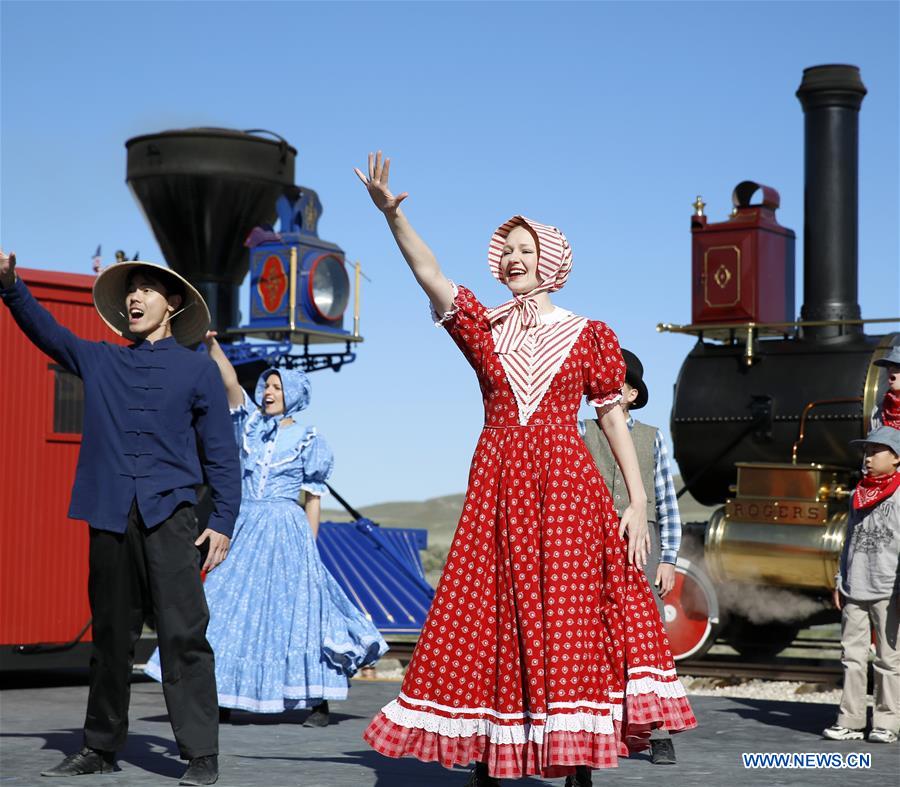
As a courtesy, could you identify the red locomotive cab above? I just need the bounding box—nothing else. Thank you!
[0,268,127,667]
[691,181,796,325]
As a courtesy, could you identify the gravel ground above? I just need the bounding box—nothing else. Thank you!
[681,676,843,705]
[360,671,850,706]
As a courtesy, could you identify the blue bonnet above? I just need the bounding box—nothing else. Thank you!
[255,367,312,418]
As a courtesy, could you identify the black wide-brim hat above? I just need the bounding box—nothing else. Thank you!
[93,261,210,346]
[621,348,649,409]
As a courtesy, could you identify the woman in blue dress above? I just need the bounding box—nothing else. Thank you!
[145,332,387,725]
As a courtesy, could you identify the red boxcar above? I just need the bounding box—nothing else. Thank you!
[0,268,127,668]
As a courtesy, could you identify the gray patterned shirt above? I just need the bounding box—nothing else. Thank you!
[837,487,900,601]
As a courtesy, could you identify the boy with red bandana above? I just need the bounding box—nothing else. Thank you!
[823,425,900,744]
[873,346,900,429]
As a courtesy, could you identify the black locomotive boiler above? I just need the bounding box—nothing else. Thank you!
[659,65,898,659]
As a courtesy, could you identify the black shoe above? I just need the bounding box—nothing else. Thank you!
[41,747,115,777]
[218,707,232,723]
[465,762,501,786]
[564,766,592,786]
[179,755,218,786]
[303,700,330,728]
[650,738,677,765]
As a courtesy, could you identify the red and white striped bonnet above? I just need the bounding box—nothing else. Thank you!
[486,216,574,354]
[487,215,573,292]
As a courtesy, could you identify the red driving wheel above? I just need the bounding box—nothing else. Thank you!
[663,557,720,661]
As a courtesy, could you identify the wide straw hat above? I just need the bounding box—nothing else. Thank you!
[92,261,210,346]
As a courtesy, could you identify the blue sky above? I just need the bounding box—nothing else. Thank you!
[2,1,898,507]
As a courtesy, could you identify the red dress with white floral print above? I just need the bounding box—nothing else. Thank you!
[364,286,696,779]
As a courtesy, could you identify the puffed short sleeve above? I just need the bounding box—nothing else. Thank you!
[430,282,491,366]
[299,428,334,497]
[584,320,626,413]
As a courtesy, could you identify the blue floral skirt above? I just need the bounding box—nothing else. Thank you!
[144,498,388,712]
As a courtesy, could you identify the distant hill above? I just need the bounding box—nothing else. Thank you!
[323,478,717,586]
[323,493,466,548]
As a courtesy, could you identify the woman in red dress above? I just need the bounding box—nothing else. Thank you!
[354,153,696,786]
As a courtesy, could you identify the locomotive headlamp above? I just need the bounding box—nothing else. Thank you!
[304,252,350,322]
[243,187,362,346]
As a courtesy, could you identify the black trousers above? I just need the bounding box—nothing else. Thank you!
[83,501,218,758]
[643,521,664,620]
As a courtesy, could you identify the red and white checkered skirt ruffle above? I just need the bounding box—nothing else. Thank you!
[620,668,697,752]
[364,713,621,778]
[363,668,696,778]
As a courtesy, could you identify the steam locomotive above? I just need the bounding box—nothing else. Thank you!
[658,64,898,660]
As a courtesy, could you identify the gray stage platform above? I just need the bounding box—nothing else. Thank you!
[1,677,897,786]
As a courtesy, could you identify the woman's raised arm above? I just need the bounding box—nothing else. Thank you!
[203,331,245,409]
[354,152,455,316]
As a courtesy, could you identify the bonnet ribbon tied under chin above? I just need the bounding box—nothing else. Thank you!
[486,281,556,354]
[260,415,279,443]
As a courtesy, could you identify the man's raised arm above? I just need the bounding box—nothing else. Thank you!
[0,249,91,376]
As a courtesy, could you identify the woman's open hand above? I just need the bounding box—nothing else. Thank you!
[354,151,408,215]
[619,503,650,569]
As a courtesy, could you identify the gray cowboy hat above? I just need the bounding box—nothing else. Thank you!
[850,425,900,457]
[92,261,210,346]
[873,345,900,368]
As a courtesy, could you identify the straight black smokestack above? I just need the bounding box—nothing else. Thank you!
[796,65,867,340]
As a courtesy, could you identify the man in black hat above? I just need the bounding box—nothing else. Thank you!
[581,348,683,765]
[0,249,240,785]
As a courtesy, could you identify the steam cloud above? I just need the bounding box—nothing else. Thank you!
[716,582,829,624]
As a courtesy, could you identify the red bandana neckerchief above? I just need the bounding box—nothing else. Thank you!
[881,390,900,429]
[852,470,900,510]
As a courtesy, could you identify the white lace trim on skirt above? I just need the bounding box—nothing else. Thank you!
[382,699,616,744]
[625,676,687,699]
[217,685,348,713]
